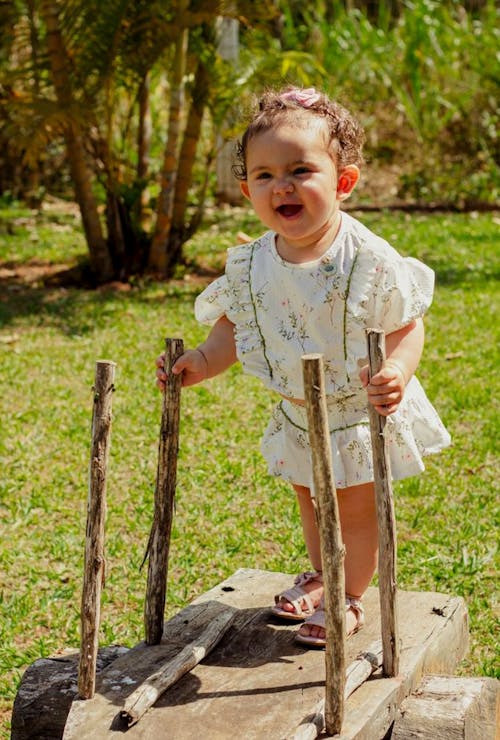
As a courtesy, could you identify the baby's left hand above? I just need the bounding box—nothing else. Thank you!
[359,360,406,416]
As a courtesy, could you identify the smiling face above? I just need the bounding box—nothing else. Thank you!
[240,118,359,263]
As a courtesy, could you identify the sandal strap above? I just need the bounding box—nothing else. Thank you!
[294,570,323,587]
[302,595,365,631]
[346,595,365,628]
[274,571,323,616]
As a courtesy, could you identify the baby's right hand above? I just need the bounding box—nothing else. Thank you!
[155,349,208,391]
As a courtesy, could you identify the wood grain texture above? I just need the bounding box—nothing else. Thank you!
[121,606,236,726]
[13,570,472,740]
[392,675,499,740]
[302,353,346,735]
[366,329,400,677]
[144,337,183,645]
[290,642,383,740]
[78,360,116,699]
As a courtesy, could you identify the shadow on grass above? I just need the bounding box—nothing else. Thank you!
[0,272,204,335]
[0,224,498,334]
[1,270,497,337]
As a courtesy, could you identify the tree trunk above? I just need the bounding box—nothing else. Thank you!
[136,71,152,229]
[66,127,114,281]
[215,16,242,205]
[24,0,43,206]
[105,191,141,279]
[149,4,189,275]
[40,0,114,283]
[169,55,210,261]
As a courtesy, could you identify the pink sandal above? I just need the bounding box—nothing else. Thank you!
[271,571,324,621]
[295,595,365,647]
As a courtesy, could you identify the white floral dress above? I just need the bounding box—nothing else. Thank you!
[195,212,450,489]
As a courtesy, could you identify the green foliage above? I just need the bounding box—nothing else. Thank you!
[0,204,499,735]
[274,0,499,206]
[0,0,498,283]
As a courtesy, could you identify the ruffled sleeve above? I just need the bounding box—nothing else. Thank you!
[195,238,276,385]
[194,275,231,326]
[194,241,257,329]
[371,255,435,332]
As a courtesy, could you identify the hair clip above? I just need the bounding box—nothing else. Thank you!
[279,87,321,108]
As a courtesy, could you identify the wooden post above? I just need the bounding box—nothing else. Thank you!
[366,329,400,677]
[302,353,346,736]
[78,360,116,699]
[144,338,184,645]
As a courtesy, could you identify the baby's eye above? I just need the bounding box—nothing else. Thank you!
[256,171,272,180]
[293,166,310,175]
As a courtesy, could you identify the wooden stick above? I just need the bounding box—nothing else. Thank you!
[78,360,116,699]
[366,329,400,677]
[144,338,184,645]
[121,604,236,727]
[289,641,383,740]
[302,353,346,737]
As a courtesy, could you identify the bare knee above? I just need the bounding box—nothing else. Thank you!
[337,482,377,530]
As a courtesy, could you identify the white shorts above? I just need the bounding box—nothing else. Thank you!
[260,378,451,489]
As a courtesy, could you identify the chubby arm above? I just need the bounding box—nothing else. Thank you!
[360,318,425,416]
[156,315,237,390]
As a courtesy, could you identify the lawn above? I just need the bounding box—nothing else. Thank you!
[0,202,498,737]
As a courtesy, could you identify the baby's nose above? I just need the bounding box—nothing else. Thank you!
[274,177,294,194]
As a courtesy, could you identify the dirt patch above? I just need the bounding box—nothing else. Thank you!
[0,260,99,295]
[0,258,217,293]
[0,260,75,287]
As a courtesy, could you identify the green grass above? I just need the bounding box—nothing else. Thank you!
[0,204,499,736]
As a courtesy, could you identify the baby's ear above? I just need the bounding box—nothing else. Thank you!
[337,165,360,201]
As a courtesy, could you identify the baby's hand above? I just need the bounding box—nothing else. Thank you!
[155,348,208,391]
[360,360,406,416]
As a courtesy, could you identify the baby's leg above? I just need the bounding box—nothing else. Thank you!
[294,484,322,571]
[274,485,324,615]
[338,482,378,598]
[296,482,378,639]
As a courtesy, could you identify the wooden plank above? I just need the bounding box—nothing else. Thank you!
[392,675,499,740]
[11,647,129,740]
[121,605,236,726]
[61,569,469,740]
[290,642,383,740]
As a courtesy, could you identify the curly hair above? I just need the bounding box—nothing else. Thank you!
[232,87,365,181]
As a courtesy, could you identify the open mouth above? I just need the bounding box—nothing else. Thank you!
[276,204,303,218]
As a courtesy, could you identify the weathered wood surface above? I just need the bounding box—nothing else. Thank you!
[366,329,399,677]
[302,353,346,735]
[144,337,183,645]
[290,641,383,740]
[14,569,470,740]
[79,360,116,698]
[11,646,129,740]
[121,605,236,726]
[391,675,499,739]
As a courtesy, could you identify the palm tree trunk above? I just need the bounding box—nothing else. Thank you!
[170,59,209,245]
[148,6,189,275]
[40,0,113,282]
[25,0,43,206]
[215,16,242,205]
[136,71,152,228]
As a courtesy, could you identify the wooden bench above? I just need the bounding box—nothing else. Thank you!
[12,568,497,739]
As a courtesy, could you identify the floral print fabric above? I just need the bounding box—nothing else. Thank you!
[195,213,450,488]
